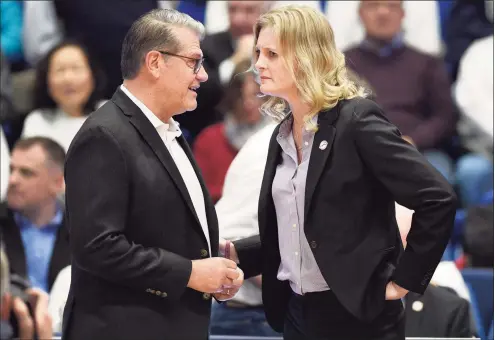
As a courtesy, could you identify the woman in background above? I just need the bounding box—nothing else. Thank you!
[22,40,106,151]
[194,58,269,202]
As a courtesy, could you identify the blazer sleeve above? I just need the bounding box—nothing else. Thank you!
[65,126,192,301]
[233,235,262,279]
[351,99,457,294]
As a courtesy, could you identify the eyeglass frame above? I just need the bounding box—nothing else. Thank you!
[158,51,205,74]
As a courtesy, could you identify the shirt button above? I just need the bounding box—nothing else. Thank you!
[304,142,309,146]
[292,224,297,228]
[295,252,299,256]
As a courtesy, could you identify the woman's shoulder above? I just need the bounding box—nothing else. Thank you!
[339,96,382,116]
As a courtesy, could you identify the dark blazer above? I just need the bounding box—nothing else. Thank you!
[61,88,219,340]
[235,97,457,332]
[176,31,234,139]
[405,285,476,338]
[0,203,70,292]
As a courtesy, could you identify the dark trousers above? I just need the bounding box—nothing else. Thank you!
[284,290,405,340]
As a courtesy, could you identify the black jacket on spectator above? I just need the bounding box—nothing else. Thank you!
[445,0,493,81]
[405,284,476,338]
[0,203,70,292]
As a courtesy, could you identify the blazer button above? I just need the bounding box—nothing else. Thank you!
[146,289,151,293]
[203,293,211,300]
[155,290,162,296]
[161,292,168,298]
[310,241,317,249]
[150,289,156,294]
[200,249,209,258]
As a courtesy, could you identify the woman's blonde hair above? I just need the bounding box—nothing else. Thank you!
[252,5,367,130]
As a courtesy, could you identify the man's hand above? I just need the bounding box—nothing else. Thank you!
[12,288,53,340]
[187,257,239,293]
[213,267,244,301]
[385,281,409,300]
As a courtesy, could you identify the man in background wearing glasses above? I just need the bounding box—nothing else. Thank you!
[61,9,243,340]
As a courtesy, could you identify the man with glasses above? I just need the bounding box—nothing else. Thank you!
[61,9,243,340]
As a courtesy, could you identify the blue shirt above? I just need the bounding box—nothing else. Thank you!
[15,208,63,292]
[361,32,405,58]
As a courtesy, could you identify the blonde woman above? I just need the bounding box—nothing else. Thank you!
[221,5,457,339]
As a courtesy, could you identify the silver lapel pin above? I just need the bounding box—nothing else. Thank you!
[319,140,328,150]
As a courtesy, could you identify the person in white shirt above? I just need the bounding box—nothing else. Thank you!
[21,40,106,152]
[455,35,494,156]
[211,122,278,336]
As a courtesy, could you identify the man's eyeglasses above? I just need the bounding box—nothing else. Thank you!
[158,51,204,74]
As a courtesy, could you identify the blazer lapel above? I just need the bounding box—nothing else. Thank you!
[304,105,340,222]
[111,89,202,231]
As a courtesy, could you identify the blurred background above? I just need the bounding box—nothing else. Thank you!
[0,1,493,339]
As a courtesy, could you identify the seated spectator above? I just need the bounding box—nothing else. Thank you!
[21,41,106,151]
[194,59,270,202]
[455,35,493,153]
[177,1,272,140]
[0,137,70,294]
[444,0,493,81]
[345,0,492,208]
[0,247,53,340]
[454,35,494,207]
[211,123,278,337]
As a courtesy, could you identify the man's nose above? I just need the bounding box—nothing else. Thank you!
[196,65,208,82]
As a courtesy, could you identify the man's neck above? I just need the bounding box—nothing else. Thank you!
[20,200,59,228]
[123,80,174,123]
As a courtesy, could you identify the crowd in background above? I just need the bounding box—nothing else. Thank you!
[0,1,493,339]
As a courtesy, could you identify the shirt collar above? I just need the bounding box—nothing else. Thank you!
[277,114,318,139]
[120,84,182,140]
[14,205,63,231]
[361,32,404,58]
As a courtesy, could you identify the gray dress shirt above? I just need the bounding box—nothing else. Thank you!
[272,115,330,295]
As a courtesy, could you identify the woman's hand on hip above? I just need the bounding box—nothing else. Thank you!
[385,281,409,300]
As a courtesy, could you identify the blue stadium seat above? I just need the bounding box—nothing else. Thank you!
[463,268,494,340]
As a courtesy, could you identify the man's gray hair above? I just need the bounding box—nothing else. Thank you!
[121,9,205,80]
[0,246,9,297]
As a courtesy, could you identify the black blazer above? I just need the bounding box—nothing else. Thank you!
[405,285,476,338]
[235,97,457,332]
[0,203,70,292]
[62,88,219,340]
